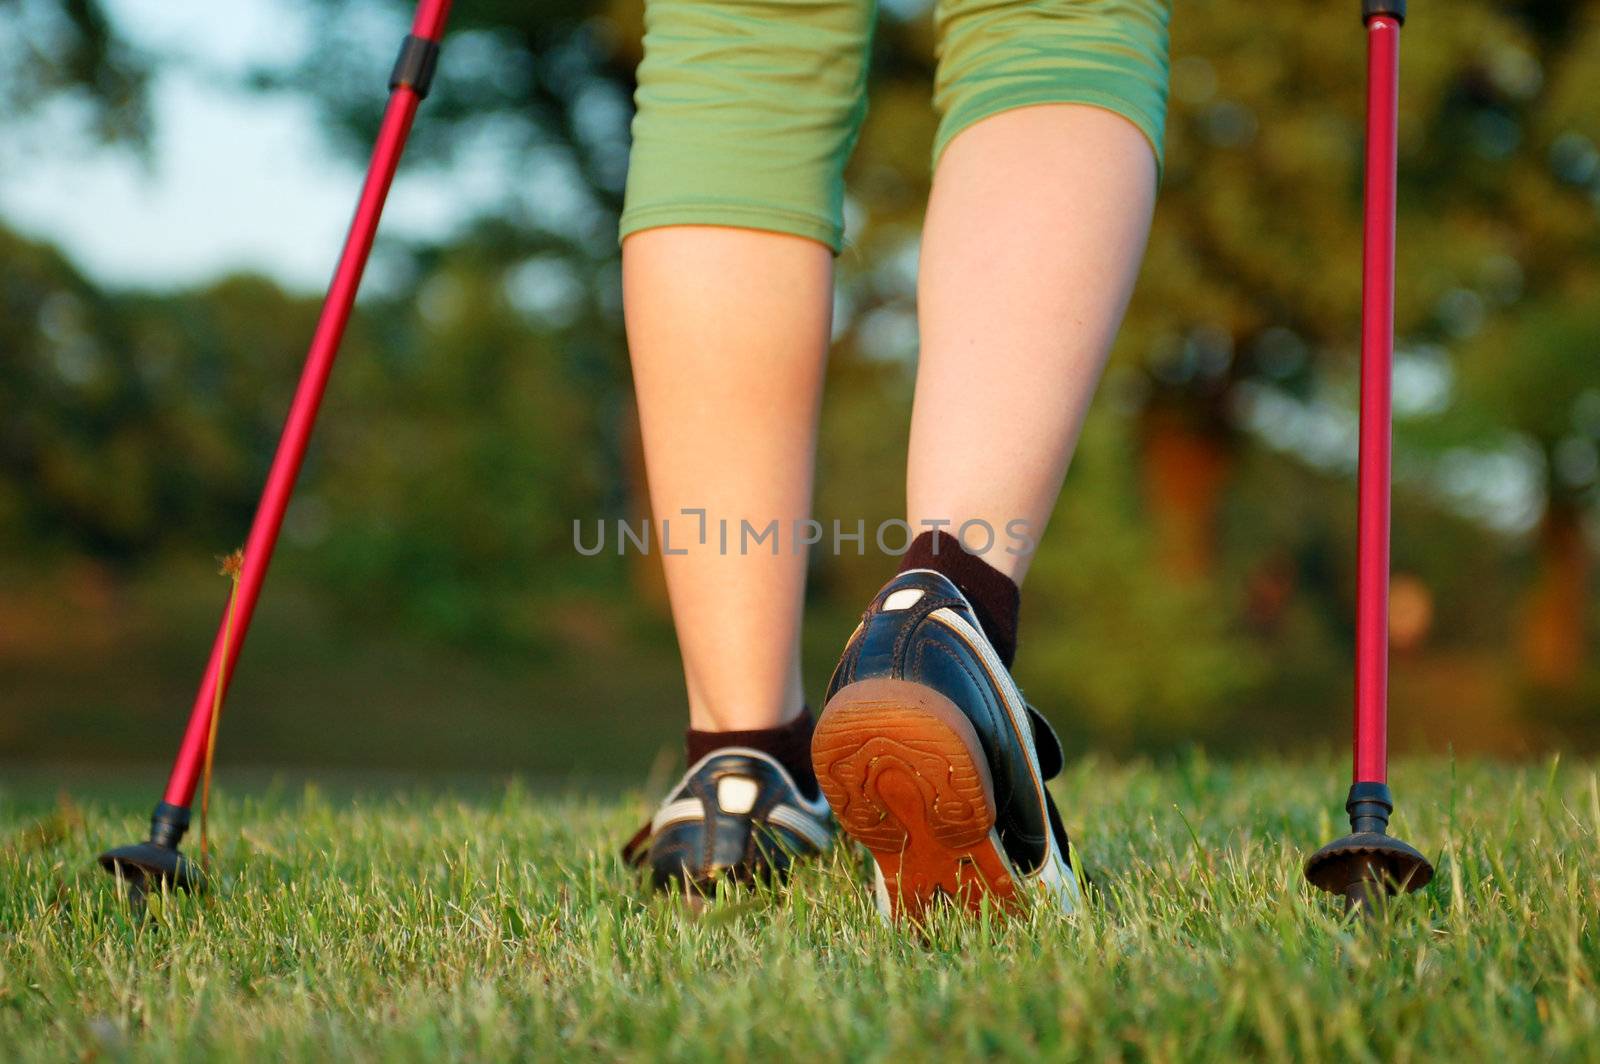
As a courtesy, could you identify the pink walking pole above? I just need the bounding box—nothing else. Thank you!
[99,0,455,892]
[1305,0,1434,910]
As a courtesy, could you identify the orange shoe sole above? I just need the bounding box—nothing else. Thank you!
[812,676,1022,921]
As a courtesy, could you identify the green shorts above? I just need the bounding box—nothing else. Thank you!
[620,0,1171,253]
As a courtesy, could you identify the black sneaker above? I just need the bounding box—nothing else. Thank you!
[623,748,835,896]
[812,569,1081,921]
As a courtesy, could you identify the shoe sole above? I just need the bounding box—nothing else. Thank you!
[812,676,1022,922]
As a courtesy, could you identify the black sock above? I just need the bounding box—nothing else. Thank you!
[686,707,818,800]
[899,530,1020,667]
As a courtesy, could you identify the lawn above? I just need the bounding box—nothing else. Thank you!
[3,757,1597,1061]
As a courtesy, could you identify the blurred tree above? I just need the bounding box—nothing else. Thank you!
[259,0,1600,739]
[0,227,124,553]
[303,239,612,646]
[1124,0,1600,711]
[0,227,326,559]
[0,0,151,149]
[3,0,1595,757]
[1392,2,1600,697]
[265,0,642,510]
[1458,299,1600,693]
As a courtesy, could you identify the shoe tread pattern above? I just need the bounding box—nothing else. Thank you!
[813,677,1022,920]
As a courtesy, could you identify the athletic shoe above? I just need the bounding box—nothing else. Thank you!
[812,569,1082,921]
[622,748,834,896]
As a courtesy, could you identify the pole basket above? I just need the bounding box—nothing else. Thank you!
[1305,783,1433,913]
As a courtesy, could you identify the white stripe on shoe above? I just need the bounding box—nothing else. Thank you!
[650,747,833,851]
[766,804,833,851]
[651,798,705,834]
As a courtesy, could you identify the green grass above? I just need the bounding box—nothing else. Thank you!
[3,757,1598,1061]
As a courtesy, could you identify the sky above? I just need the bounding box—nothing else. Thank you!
[0,0,468,293]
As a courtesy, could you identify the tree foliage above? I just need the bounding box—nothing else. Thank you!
[4,0,1597,753]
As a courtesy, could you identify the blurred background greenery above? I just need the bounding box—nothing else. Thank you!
[2,0,1597,786]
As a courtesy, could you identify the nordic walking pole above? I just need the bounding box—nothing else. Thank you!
[1304,0,1434,911]
[98,0,455,893]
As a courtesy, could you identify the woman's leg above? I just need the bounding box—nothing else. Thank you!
[623,227,832,732]
[620,0,873,733]
[813,106,1159,920]
[617,0,873,893]
[814,2,1169,920]
[907,104,1158,582]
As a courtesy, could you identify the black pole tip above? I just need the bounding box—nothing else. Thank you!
[389,34,440,99]
[98,801,205,895]
[1362,0,1406,25]
[1305,781,1432,911]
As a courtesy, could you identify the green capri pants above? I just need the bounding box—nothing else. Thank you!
[620,0,1171,253]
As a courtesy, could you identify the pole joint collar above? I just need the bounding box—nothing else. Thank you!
[390,35,441,99]
[1362,0,1405,24]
